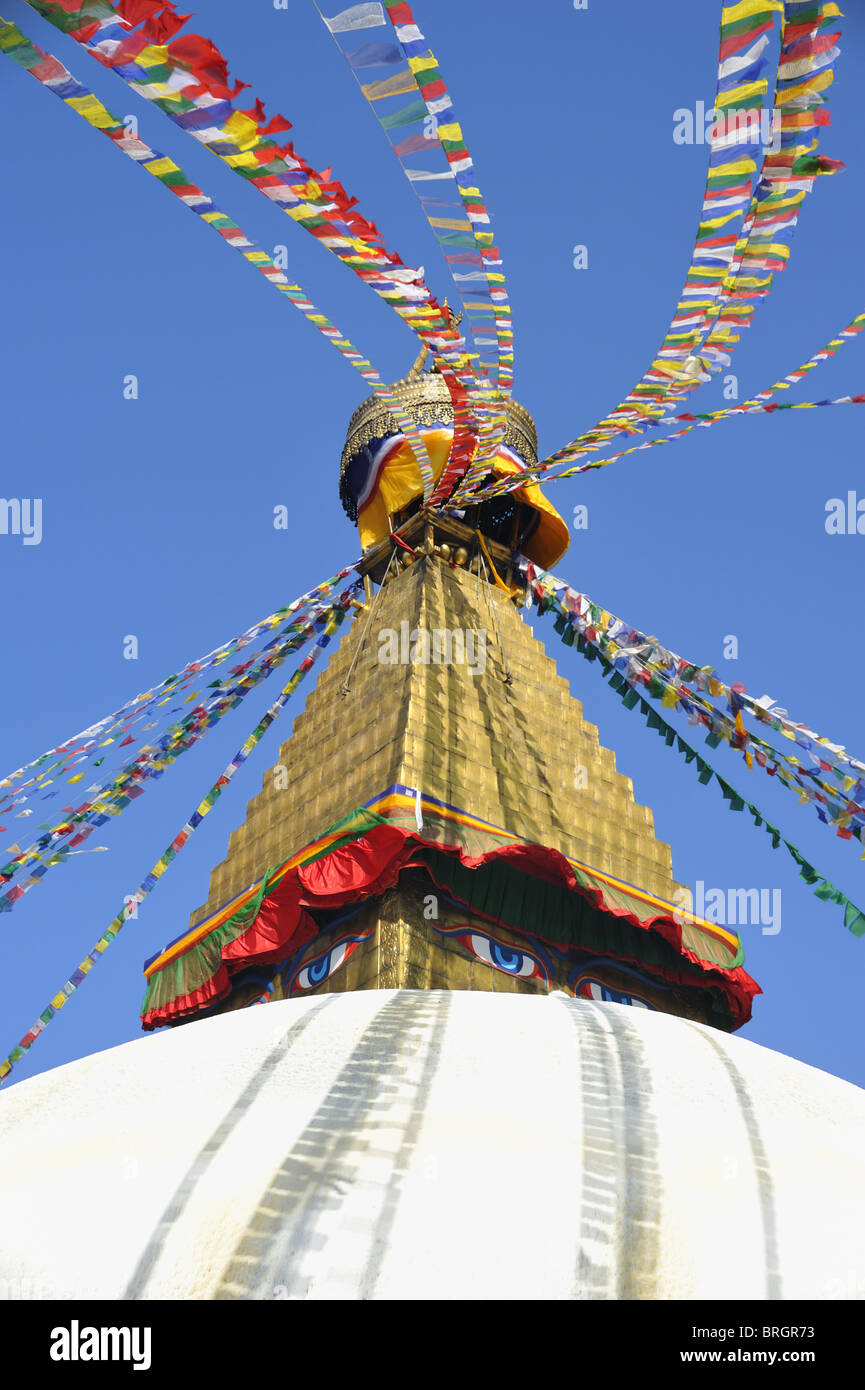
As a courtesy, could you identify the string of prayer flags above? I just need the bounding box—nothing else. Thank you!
[539,393,865,484]
[457,392,863,501]
[315,0,514,477]
[0,553,362,911]
[526,564,865,853]
[686,1,844,388]
[520,0,843,477]
[1,563,359,800]
[0,18,435,494]
[530,572,865,941]
[458,303,864,499]
[0,587,361,914]
[0,593,353,1089]
[0,597,354,913]
[746,309,865,399]
[25,0,482,499]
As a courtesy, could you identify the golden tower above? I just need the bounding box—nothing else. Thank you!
[141,365,757,1032]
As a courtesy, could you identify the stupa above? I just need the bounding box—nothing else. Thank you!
[139,354,758,1033]
[2,365,864,1306]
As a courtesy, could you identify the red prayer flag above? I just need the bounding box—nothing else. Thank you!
[142,9,192,44]
[240,97,267,125]
[719,20,774,61]
[386,3,416,24]
[262,113,292,135]
[73,21,102,43]
[115,0,164,25]
[166,34,230,90]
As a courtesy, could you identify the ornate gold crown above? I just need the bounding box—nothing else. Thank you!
[339,346,539,519]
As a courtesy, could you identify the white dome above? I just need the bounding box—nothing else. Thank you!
[1,990,863,1301]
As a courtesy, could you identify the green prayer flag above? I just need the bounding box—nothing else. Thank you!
[380,99,429,129]
[814,880,845,906]
[844,903,865,938]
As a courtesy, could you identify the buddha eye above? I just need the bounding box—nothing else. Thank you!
[289,930,370,995]
[454,929,548,985]
[295,941,349,992]
[575,977,654,1009]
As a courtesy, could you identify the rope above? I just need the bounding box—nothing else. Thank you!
[339,549,400,698]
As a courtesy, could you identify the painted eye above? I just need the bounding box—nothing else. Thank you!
[289,928,373,995]
[294,941,350,994]
[575,977,654,1009]
[457,931,548,984]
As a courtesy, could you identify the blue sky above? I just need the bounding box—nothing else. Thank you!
[0,0,863,1089]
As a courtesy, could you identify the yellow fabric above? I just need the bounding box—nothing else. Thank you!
[356,429,570,568]
[476,531,518,595]
[721,0,782,22]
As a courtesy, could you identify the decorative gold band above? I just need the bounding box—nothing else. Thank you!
[339,387,539,520]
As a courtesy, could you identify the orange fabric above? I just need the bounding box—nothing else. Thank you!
[357,429,570,568]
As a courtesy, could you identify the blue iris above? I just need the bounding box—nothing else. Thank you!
[308,953,332,985]
[490,942,524,974]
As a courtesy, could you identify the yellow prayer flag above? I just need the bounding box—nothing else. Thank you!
[130,80,175,103]
[65,94,116,130]
[699,212,742,232]
[429,217,473,232]
[707,158,756,180]
[143,156,179,178]
[361,72,417,101]
[721,0,782,24]
[778,68,833,106]
[136,43,170,66]
[757,244,790,260]
[735,275,772,288]
[223,110,261,151]
[715,78,767,108]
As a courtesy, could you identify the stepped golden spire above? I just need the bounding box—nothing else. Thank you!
[141,365,757,1034]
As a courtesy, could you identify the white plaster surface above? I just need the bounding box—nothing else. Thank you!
[0,990,863,1300]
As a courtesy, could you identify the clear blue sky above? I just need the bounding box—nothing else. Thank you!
[1,0,863,1088]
